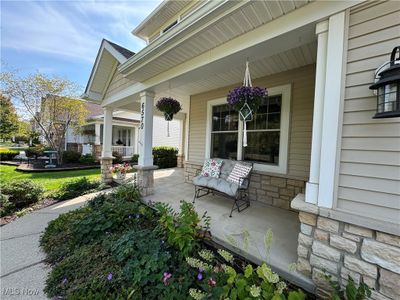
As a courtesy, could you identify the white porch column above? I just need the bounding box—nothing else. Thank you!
[138,91,155,166]
[100,106,114,183]
[318,11,347,208]
[305,20,329,204]
[135,91,158,196]
[94,123,101,145]
[102,107,113,157]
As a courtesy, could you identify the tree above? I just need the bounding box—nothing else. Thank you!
[0,94,19,140]
[0,70,87,163]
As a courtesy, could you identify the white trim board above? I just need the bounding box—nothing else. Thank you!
[205,84,291,174]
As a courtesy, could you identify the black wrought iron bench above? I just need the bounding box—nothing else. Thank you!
[192,159,253,217]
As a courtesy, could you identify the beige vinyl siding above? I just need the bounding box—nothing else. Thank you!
[104,70,135,99]
[188,64,315,180]
[336,1,400,224]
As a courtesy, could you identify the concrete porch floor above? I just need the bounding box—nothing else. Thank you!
[141,168,315,292]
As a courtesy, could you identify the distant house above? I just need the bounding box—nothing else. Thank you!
[82,1,400,299]
[66,101,184,162]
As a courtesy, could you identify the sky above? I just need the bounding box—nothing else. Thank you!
[1,0,163,93]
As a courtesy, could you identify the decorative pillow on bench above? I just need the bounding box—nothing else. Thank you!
[227,163,252,185]
[201,159,223,178]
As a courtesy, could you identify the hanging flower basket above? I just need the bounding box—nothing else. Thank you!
[227,86,268,121]
[156,97,182,121]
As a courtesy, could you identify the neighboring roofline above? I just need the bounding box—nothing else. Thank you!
[82,39,135,102]
[131,0,169,40]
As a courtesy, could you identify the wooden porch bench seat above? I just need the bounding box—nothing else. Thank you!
[192,159,253,217]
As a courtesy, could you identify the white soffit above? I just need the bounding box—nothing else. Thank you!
[125,0,312,82]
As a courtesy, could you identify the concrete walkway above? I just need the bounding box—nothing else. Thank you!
[0,192,103,299]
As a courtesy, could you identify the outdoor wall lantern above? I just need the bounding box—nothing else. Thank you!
[369,46,400,118]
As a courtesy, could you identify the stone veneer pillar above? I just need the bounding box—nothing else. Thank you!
[133,165,158,196]
[100,157,113,184]
[291,195,400,299]
[176,154,184,168]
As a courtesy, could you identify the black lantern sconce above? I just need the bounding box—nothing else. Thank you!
[369,46,400,119]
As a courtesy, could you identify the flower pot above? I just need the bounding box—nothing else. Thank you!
[116,172,126,180]
[164,112,173,121]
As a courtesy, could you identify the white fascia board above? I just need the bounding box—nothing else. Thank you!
[84,40,127,102]
[120,0,239,74]
[120,0,363,77]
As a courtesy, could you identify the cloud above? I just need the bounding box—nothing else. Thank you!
[1,0,162,63]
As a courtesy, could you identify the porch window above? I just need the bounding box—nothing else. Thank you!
[206,84,291,174]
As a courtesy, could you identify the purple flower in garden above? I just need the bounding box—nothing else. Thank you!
[107,272,113,281]
[128,214,133,219]
[61,278,68,285]
[208,278,217,287]
[135,214,140,219]
[227,85,268,112]
[162,272,172,285]
[197,268,204,281]
[197,272,203,281]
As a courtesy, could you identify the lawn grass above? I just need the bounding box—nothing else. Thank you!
[0,165,101,194]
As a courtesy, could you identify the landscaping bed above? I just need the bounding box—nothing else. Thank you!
[40,183,309,300]
[16,162,100,172]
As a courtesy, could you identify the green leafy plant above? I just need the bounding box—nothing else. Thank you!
[112,150,123,163]
[131,154,139,164]
[155,97,182,120]
[25,144,45,158]
[0,192,14,217]
[53,177,101,201]
[62,150,81,163]
[2,179,44,208]
[328,275,371,300]
[153,146,178,169]
[155,201,210,257]
[79,153,95,164]
[0,149,19,160]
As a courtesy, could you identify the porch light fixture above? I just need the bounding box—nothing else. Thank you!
[369,46,400,119]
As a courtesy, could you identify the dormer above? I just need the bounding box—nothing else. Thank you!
[132,0,205,44]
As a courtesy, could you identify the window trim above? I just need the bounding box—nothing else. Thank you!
[205,84,291,174]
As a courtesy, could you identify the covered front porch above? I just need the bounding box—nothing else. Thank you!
[141,167,315,292]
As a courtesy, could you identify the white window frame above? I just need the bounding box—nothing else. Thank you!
[205,84,291,174]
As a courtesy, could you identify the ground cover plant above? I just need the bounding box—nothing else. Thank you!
[41,183,339,300]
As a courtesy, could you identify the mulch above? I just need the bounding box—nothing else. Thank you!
[16,162,100,172]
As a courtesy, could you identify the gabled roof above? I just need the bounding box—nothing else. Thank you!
[106,39,135,59]
[82,39,135,102]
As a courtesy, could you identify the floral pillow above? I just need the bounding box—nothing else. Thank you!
[201,159,223,178]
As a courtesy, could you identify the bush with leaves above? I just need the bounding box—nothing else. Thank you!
[0,149,19,160]
[25,144,45,159]
[53,177,102,201]
[131,154,139,164]
[62,150,81,163]
[0,193,14,217]
[155,201,210,257]
[79,154,95,164]
[41,183,199,299]
[153,146,178,169]
[2,179,44,208]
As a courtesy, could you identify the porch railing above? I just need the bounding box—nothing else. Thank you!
[111,146,135,157]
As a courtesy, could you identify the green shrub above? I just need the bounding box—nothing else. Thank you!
[54,177,101,201]
[112,151,123,163]
[0,149,19,160]
[2,179,44,208]
[329,275,371,300]
[0,193,14,217]
[155,201,210,257]
[152,146,178,169]
[131,154,139,163]
[62,150,81,163]
[79,154,95,164]
[25,144,45,158]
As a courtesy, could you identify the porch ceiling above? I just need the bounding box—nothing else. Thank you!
[122,0,312,82]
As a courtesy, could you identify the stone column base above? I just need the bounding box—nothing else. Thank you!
[94,145,102,162]
[100,157,114,184]
[133,165,158,196]
[176,154,184,168]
